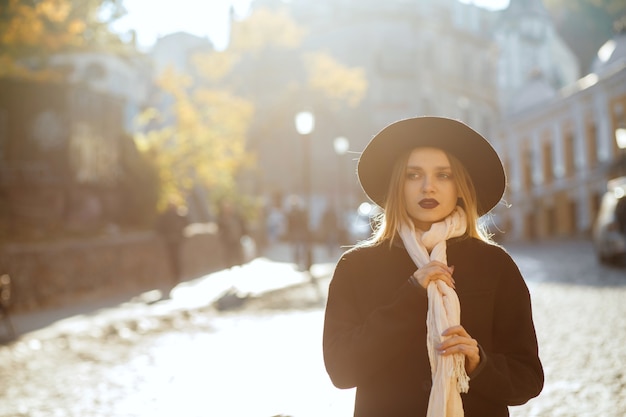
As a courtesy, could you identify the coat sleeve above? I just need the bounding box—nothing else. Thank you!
[468,248,544,406]
[322,251,426,389]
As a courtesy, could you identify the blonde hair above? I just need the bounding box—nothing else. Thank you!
[360,148,495,247]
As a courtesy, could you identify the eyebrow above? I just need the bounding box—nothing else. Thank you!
[405,165,452,171]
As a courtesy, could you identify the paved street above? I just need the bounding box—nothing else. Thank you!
[506,240,626,417]
[0,239,625,416]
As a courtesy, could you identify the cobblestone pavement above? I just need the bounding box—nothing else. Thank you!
[506,239,626,417]
[0,240,625,416]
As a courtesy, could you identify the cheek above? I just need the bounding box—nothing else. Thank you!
[403,181,419,199]
[448,186,460,204]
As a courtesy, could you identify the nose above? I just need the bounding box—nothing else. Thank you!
[421,175,435,194]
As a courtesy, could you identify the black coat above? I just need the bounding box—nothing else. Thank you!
[323,237,544,417]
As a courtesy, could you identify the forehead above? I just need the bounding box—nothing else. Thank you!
[406,147,450,167]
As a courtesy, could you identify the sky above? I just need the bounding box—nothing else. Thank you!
[112,0,252,51]
[112,0,510,51]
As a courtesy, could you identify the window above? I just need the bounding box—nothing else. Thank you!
[542,140,553,184]
[563,133,575,177]
[586,121,598,168]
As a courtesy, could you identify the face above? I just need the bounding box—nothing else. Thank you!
[403,147,459,231]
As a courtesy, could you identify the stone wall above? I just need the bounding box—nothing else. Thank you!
[0,224,224,313]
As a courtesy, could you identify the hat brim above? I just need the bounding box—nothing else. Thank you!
[357,117,506,216]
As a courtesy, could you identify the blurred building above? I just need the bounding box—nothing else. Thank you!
[49,52,153,132]
[151,32,216,76]
[0,45,158,239]
[0,80,127,238]
[493,26,626,240]
[494,0,580,115]
[9,0,613,243]
[244,0,579,227]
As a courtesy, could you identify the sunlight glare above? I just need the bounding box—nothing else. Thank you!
[457,0,509,10]
[112,0,251,50]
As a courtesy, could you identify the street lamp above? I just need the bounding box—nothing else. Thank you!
[616,127,626,150]
[333,136,349,205]
[333,136,350,246]
[295,111,315,272]
[333,136,349,156]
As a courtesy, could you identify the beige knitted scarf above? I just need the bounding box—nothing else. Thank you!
[398,206,470,417]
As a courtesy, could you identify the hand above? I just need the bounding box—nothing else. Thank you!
[412,261,455,289]
[437,325,481,374]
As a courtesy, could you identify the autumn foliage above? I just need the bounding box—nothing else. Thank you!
[0,0,127,80]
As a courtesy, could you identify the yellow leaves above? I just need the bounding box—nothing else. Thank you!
[134,107,161,129]
[230,7,305,52]
[0,0,126,75]
[67,19,86,36]
[136,66,255,207]
[304,52,368,108]
[2,0,40,46]
[191,50,240,82]
[1,0,87,53]
[176,99,199,130]
[194,89,254,127]
[157,66,192,96]
[36,0,72,23]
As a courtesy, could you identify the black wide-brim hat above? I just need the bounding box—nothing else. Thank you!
[357,116,506,216]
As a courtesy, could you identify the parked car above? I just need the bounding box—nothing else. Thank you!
[592,176,626,265]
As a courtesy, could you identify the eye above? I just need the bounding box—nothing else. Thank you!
[437,172,453,180]
[406,171,422,180]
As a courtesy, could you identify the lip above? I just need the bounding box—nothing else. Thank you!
[419,198,439,209]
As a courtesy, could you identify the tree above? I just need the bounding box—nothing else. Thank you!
[213,6,368,111]
[141,6,368,210]
[0,0,129,80]
[135,67,255,212]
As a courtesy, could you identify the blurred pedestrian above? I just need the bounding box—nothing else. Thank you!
[216,199,247,269]
[286,195,309,269]
[265,193,286,246]
[323,117,544,416]
[616,196,626,235]
[321,205,340,256]
[156,201,188,286]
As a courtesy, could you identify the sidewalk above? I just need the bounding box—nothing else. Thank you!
[3,242,340,341]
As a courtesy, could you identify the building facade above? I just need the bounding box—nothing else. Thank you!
[241,0,580,218]
[493,28,626,241]
[249,0,503,209]
[147,0,618,242]
[0,80,128,239]
[494,0,581,114]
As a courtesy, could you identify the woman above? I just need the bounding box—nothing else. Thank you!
[323,117,543,417]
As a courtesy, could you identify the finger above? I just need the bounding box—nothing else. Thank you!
[415,269,448,288]
[432,262,455,276]
[438,335,478,350]
[436,342,481,374]
[432,272,455,289]
[430,265,454,281]
[442,325,469,337]
[439,343,481,370]
[416,265,456,288]
[437,339,479,356]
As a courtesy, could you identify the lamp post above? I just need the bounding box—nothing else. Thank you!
[295,111,315,272]
[333,136,349,246]
[614,127,626,178]
[616,127,626,150]
[333,136,349,204]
